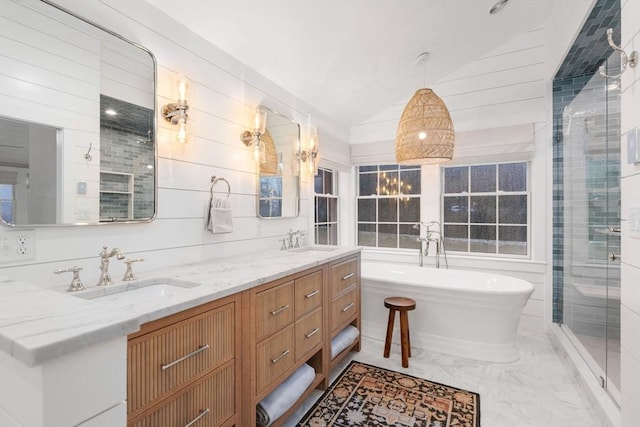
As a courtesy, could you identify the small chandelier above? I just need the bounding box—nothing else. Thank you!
[395,52,454,165]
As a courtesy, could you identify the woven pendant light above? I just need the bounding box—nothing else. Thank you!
[259,129,278,175]
[395,54,455,165]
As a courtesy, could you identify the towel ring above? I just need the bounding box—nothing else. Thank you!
[210,175,231,198]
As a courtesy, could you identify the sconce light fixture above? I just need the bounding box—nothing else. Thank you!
[298,126,319,174]
[162,75,190,143]
[395,52,455,165]
[240,107,268,163]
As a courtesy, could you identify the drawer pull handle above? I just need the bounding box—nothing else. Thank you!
[341,302,355,312]
[270,304,290,316]
[161,344,210,371]
[305,327,320,338]
[342,272,355,280]
[271,349,290,364]
[184,408,210,427]
[305,290,320,299]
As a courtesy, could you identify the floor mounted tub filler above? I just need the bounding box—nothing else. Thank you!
[361,261,534,363]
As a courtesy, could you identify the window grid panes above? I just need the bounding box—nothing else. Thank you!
[0,184,15,224]
[314,168,338,245]
[357,164,421,249]
[442,162,529,256]
[259,177,282,217]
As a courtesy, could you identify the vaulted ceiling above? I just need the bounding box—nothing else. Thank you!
[147,0,594,131]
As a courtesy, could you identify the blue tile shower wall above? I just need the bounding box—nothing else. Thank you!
[552,0,620,324]
[100,127,154,220]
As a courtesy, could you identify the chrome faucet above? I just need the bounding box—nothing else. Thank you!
[97,246,125,286]
[282,229,305,250]
[414,221,448,268]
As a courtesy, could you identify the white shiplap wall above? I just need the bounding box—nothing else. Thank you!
[0,0,349,287]
[620,0,640,425]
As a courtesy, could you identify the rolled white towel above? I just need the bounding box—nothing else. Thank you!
[256,363,315,427]
[331,325,360,359]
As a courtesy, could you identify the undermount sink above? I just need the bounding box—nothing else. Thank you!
[289,245,339,252]
[74,279,200,305]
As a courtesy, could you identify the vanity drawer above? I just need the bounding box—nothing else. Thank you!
[255,281,295,342]
[330,257,358,297]
[295,308,323,361]
[256,324,295,394]
[127,302,235,416]
[130,361,236,427]
[331,288,358,334]
[294,270,323,318]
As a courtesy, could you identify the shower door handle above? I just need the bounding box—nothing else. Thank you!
[609,252,621,262]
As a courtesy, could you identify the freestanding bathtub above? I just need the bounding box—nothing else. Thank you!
[361,261,534,363]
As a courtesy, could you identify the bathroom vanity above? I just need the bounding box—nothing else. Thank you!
[0,247,361,427]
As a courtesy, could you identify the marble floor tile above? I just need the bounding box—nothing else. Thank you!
[282,328,612,426]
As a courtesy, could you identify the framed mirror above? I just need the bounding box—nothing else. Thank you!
[0,0,156,226]
[257,108,300,218]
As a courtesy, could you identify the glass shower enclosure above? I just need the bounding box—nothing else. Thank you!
[558,54,621,403]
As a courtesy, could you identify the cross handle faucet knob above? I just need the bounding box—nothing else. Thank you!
[55,266,86,292]
[122,258,144,281]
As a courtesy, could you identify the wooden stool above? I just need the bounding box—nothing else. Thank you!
[383,296,416,368]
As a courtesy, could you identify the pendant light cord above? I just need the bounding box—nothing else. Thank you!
[416,52,429,89]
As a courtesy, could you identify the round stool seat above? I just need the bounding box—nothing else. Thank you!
[384,297,416,311]
[383,296,416,368]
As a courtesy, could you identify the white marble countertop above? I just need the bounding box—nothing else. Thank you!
[0,246,360,367]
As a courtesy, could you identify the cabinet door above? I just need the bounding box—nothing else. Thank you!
[130,362,236,427]
[255,324,295,394]
[127,302,235,416]
[294,270,323,318]
[330,257,358,297]
[255,281,295,342]
[295,308,323,361]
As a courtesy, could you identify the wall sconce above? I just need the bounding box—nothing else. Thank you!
[298,126,319,174]
[240,107,268,162]
[162,75,190,143]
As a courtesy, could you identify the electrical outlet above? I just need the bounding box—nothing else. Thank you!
[0,229,36,263]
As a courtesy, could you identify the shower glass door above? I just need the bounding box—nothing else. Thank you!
[560,53,621,403]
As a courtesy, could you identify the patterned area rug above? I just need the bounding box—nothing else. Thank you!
[298,361,480,427]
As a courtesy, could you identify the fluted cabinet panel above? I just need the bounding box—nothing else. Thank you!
[131,361,235,427]
[127,300,235,419]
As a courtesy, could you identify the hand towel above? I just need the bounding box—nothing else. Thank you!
[331,325,360,359]
[256,363,315,427]
[204,194,233,234]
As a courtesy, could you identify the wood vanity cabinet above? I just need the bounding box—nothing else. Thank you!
[242,267,327,427]
[125,252,360,427]
[127,293,241,427]
[328,254,361,370]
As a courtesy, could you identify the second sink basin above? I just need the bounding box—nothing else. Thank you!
[289,245,339,253]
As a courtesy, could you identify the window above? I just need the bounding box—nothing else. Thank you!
[259,177,282,217]
[314,168,338,245]
[0,184,15,224]
[357,164,421,248]
[442,162,528,256]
